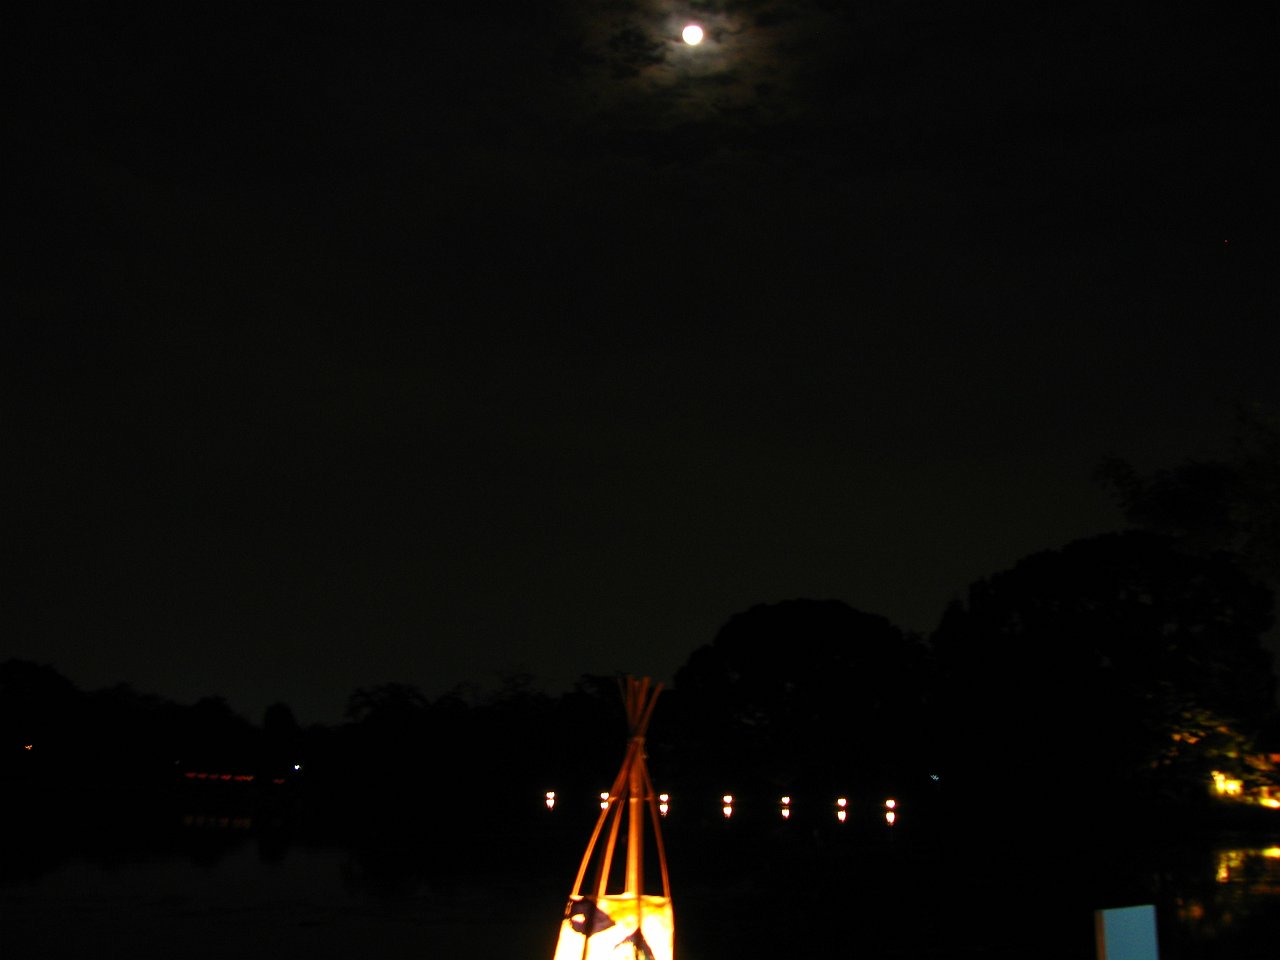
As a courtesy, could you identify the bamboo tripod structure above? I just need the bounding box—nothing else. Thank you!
[560,676,672,959]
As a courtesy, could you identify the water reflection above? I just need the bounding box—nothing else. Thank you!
[4,797,1278,959]
[1173,845,1280,953]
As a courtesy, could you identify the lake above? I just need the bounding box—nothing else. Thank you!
[3,792,1278,959]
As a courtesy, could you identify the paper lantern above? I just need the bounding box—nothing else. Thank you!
[553,677,673,960]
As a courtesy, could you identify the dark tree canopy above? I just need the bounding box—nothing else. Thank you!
[673,598,930,797]
[930,530,1277,815]
[1097,405,1280,583]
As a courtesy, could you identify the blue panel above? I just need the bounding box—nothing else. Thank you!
[1095,904,1159,960]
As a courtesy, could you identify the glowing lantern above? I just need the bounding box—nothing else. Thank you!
[658,793,669,817]
[722,794,734,819]
[836,797,848,823]
[1211,771,1243,796]
[553,677,673,960]
[546,791,557,811]
[780,795,791,819]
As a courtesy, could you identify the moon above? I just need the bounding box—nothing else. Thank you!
[681,24,704,46]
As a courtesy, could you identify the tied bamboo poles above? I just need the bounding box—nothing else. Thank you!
[553,676,673,960]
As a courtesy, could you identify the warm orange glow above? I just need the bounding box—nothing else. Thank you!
[885,810,896,825]
[722,805,733,818]
[781,808,791,819]
[545,791,557,810]
[23,744,33,751]
[553,678,671,960]
[836,810,847,823]
[1212,771,1243,796]
[885,798,896,809]
[600,791,610,810]
[1260,797,1280,809]
[836,797,847,808]
[658,793,669,817]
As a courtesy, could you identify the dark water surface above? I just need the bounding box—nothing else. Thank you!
[4,796,1279,960]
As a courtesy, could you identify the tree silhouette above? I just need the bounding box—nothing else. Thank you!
[930,530,1276,823]
[673,598,931,803]
[1097,405,1280,580]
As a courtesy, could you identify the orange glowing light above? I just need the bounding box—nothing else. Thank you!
[837,810,847,823]
[885,810,897,825]
[545,791,557,810]
[23,744,33,751]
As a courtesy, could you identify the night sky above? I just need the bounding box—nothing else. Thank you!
[7,2,1276,725]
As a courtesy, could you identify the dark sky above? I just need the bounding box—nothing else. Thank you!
[7,1,1277,725]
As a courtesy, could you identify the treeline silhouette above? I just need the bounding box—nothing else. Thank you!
[5,534,1278,836]
[6,426,1280,858]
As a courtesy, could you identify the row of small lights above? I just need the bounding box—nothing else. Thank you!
[182,771,295,785]
[544,791,899,824]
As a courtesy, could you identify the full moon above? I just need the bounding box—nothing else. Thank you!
[681,24,704,46]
